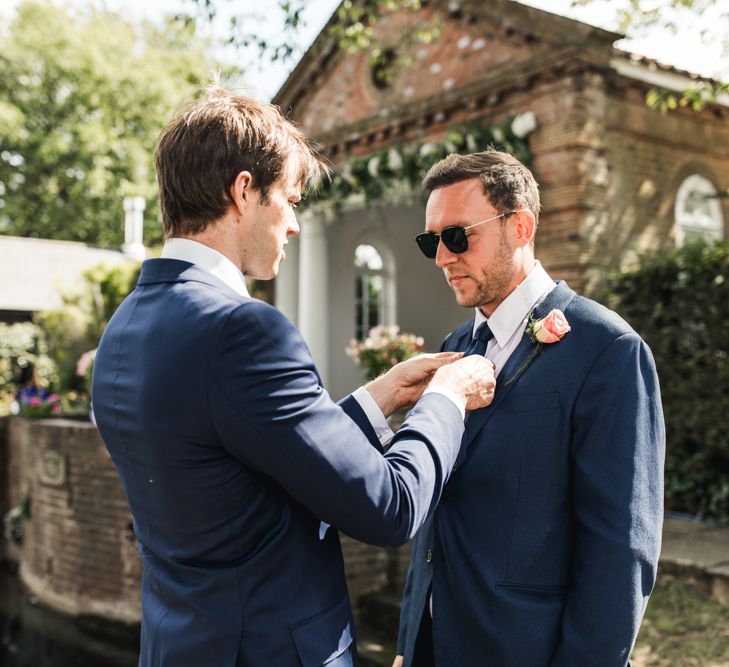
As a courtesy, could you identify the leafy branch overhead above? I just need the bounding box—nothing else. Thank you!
[176,0,727,111]
[176,0,439,74]
[0,0,232,246]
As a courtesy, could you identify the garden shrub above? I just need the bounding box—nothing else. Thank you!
[0,262,139,416]
[0,322,57,415]
[607,239,729,521]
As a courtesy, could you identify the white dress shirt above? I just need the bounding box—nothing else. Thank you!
[162,238,250,297]
[472,261,555,377]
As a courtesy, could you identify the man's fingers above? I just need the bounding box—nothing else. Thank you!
[432,351,464,359]
[412,351,463,368]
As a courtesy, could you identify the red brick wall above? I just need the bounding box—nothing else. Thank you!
[281,1,729,300]
[296,4,563,140]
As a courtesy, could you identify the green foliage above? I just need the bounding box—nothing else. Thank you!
[646,81,729,113]
[0,263,134,416]
[307,113,535,212]
[34,262,140,401]
[0,322,57,415]
[607,239,729,521]
[634,574,729,665]
[177,0,436,71]
[0,0,223,246]
[3,493,31,545]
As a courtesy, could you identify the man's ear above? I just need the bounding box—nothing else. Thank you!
[513,209,536,247]
[229,171,254,215]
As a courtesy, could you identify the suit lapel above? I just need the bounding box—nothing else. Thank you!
[462,281,576,446]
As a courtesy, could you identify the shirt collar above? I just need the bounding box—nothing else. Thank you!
[473,261,555,346]
[161,238,250,298]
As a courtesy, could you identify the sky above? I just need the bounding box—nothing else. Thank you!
[3,0,727,100]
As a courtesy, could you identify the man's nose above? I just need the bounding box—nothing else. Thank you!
[435,238,456,268]
[288,214,300,236]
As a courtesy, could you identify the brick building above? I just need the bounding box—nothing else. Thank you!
[272,0,729,399]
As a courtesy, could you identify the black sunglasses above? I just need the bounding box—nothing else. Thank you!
[415,210,518,258]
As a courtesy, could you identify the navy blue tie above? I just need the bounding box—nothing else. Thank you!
[463,321,493,357]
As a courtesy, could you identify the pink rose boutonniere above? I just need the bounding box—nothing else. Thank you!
[529,308,571,344]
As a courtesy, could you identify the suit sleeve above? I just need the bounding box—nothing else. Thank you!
[338,393,382,450]
[208,300,465,548]
[550,333,665,666]
[396,530,419,656]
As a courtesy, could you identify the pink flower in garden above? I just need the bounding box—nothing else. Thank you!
[76,348,97,377]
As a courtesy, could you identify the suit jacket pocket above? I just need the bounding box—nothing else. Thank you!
[500,391,560,413]
[495,580,567,599]
[290,595,355,666]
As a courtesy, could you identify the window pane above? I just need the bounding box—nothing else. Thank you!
[368,275,383,302]
[675,174,725,246]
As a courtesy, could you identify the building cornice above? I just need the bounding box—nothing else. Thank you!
[610,52,729,108]
[312,47,611,157]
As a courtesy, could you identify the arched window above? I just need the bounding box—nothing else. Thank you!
[674,175,725,246]
[354,243,394,340]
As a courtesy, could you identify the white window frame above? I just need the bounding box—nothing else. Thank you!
[353,242,396,340]
[674,174,725,246]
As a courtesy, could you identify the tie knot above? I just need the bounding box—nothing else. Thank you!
[472,321,493,343]
[463,321,493,357]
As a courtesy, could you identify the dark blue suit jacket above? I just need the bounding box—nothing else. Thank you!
[92,259,465,667]
[397,282,665,666]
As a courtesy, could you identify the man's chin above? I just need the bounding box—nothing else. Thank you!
[452,288,478,308]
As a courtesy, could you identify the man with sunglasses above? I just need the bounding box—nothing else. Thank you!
[394,150,665,667]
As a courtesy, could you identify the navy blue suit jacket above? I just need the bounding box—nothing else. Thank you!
[92,259,465,667]
[397,282,665,666]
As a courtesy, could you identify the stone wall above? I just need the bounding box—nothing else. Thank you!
[5,417,141,623]
[0,416,7,561]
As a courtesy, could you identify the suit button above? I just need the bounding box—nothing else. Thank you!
[426,549,433,563]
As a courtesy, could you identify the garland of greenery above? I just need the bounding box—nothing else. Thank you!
[306,111,537,210]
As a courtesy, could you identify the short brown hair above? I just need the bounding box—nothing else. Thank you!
[423,150,540,226]
[155,85,327,237]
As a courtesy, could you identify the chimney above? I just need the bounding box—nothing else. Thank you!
[122,196,146,261]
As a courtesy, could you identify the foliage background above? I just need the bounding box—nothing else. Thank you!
[0,0,228,247]
[0,263,139,415]
[607,240,729,521]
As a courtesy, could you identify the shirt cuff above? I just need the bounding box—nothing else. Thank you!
[353,386,395,447]
[423,386,466,420]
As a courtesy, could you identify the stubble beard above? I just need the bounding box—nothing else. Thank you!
[453,233,515,310]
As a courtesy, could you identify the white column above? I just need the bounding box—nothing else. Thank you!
[274,233,300,325]
[298,212,329,385]
[122,196,146,261]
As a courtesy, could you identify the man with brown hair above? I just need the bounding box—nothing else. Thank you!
[92,86,496,667]
[394,150,665,666]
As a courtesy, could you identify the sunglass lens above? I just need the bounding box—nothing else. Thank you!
[441,227,468,253]
[416,233,439,258]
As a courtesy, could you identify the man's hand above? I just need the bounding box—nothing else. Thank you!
[429,354,496,411]
[392,656,403,667]
[366,352,463,417]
